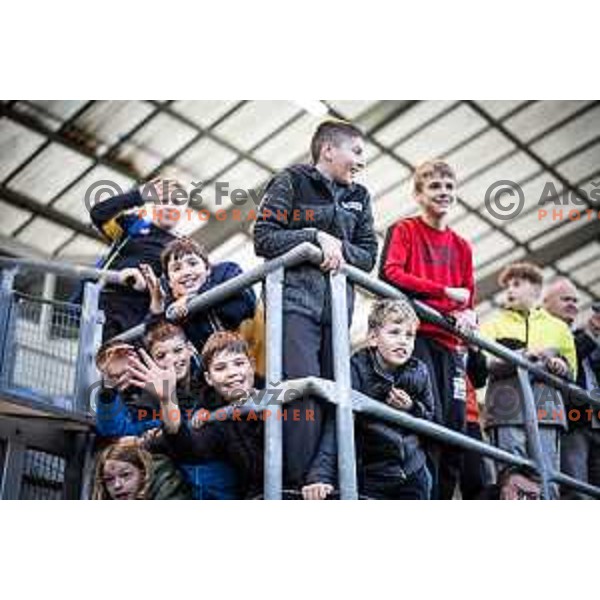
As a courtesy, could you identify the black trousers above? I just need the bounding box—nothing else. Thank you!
[282,312,335,489]
[460,421,490,499]
[413,336,467,499]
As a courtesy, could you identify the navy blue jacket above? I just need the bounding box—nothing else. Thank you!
[90,188,177,276]
[95,361,209,438]
[87,188,178,338]
[151,261,257,353]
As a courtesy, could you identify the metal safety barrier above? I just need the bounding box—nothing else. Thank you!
[2,243,600,499]
[107,242,600,500]
[0,262,106,418]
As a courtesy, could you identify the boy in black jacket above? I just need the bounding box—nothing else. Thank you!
[254,119,378,492]
[89,178,180,340]
[351,298,434,499]
[133,331,336,499]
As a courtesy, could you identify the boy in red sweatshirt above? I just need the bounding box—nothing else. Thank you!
[380,160,477,499]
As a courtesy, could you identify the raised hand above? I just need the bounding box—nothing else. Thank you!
[143,178,173,204]
[140,263,165,315]
[127,348,180,433]
[119,267,147,292]
[126,348,177,405]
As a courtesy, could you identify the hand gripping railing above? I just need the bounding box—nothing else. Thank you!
[105,241,600,500]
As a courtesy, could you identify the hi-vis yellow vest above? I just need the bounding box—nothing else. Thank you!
[481,307,577,377]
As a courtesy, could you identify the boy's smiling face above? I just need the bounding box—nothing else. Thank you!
[417,174,457,218]
[321,135,366,185]
[369,320,417,368]
[205,350,255,402]
[167,252,210,298]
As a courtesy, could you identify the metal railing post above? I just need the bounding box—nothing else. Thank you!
[79,432,96,500]
[330,272,359,500]
[0,268,18,389]
[2,245,599,499]
[0,435,26,499]
[264,269,284,499]
[74,281,103,414]
[39,272,57,339]
[516,367,552,499]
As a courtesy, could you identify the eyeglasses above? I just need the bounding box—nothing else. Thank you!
[515,486,540,500]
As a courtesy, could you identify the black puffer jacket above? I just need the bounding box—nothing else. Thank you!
[90,188,177,275]
[351,348,435,483]
[254,164,378,324]
[86,188,178,338]
[564,329,600,429]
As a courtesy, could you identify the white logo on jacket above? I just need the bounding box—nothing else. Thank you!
[340,200,363,212]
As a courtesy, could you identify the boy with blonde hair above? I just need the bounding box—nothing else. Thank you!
[380,160,476,498]
[351,298,435,499]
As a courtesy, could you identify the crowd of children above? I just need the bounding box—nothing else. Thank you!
[89,119,599,500]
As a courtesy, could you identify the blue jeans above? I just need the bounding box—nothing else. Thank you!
[560,428,600,499]
[179,461,239,500]
[461,422,494,499]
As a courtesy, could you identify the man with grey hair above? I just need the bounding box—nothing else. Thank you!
[544,279,600,498]
[542,278,579,327]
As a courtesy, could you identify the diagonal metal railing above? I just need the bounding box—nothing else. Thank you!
[1,242,599,499]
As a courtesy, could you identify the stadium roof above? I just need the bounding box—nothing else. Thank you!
[1,100,599,335]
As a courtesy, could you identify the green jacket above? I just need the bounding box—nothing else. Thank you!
[147,454,192,500]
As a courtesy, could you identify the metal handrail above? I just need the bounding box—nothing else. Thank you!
[110,242,600,411]
[3,241,600,499]
[114,242,323,342]
[103,241,600,499]
[0,256,123,286]
[342,261,599,408]
[171,376,600,499]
